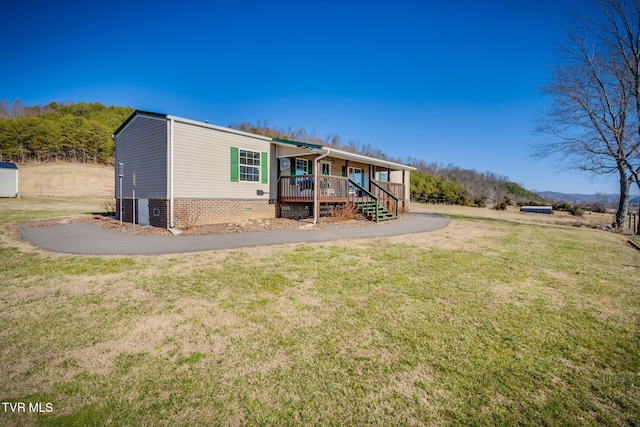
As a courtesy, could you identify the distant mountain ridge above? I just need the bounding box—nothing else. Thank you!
[537,191,640,205]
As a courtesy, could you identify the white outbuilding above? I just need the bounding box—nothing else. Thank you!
[0,162,19,197]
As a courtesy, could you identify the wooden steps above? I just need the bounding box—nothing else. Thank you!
[353,201,397,222]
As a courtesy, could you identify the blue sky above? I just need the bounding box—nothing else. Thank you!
[2,0,624,194]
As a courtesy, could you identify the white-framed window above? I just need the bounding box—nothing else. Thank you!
[240,149,260,182]
[321,161,331,176]
[296,158,310,175]
[377,171,389,182]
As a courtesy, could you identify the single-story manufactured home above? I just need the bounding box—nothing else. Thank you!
[0,162,18,197]
[113,110,415,228]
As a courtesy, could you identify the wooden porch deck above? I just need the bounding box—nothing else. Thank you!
[278,175,406,223]
[278,175,404,202]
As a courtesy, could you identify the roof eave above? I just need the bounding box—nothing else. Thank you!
[271,138,415,170]
[323,148,416,171]
[272,137,324,150]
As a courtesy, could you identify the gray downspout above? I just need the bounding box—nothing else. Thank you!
[169,118,175,228]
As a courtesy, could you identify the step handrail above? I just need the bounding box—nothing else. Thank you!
[349,178,379,222]
[371,180,399,218]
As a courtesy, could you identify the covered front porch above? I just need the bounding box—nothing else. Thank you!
[273,139,414,222]
[278,174,405,222]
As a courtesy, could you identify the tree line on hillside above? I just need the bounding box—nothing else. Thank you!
[0,100,133,164]
[408,161,539,207]
[230,121,540,207]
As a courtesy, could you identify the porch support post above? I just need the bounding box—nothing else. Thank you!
[345,160,350,205]
[277,170,282,218]
[402,170,407,211]
[369,164,374,192]
[313,150,330,224]
[315,159,320,221]
[169,118,175,229]
[276,149,282,218]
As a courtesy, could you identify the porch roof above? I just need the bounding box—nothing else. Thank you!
[272,137,323,150]
[272,138,416,171]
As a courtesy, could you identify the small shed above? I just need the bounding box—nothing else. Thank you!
[520,205,552,214]
[0,162,18,197]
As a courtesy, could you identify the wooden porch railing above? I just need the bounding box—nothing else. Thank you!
[372,180,404,211]
[348,178,380,222]
[279,175,350,202]
[372,180,404,199]
[371,180,399,218]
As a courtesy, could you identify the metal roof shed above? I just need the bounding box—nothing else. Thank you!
[520,206,553,214]
[0,162,18,197]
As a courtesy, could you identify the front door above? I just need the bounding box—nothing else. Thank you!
[348,167,364,196]
[349,168,364,186]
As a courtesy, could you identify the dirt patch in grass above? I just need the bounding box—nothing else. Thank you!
[382,364,443,415]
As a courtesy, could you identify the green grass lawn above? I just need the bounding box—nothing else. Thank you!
[1,199,639,426]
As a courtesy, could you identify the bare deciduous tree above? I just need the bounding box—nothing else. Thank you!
[534,0,640,228]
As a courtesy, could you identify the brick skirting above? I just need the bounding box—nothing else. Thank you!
[116,199,138,224]
[149,199,169,228]
[117,198,276,229]
[173,199,276,228]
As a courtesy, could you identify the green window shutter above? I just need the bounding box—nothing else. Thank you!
[261,152,268,184]
[230,147,239,182]
[308,159,312,175]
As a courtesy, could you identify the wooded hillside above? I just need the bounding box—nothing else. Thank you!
[0,100,133,164]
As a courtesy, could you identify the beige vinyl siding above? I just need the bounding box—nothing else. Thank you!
[389,170,404,183]
[172,121,271,199]
[323,158,369,186]
[276,145,311,158]
[114,115,167,199]
[405,172,411,202]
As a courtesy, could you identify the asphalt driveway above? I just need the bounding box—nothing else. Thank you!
[19,213,449,255]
